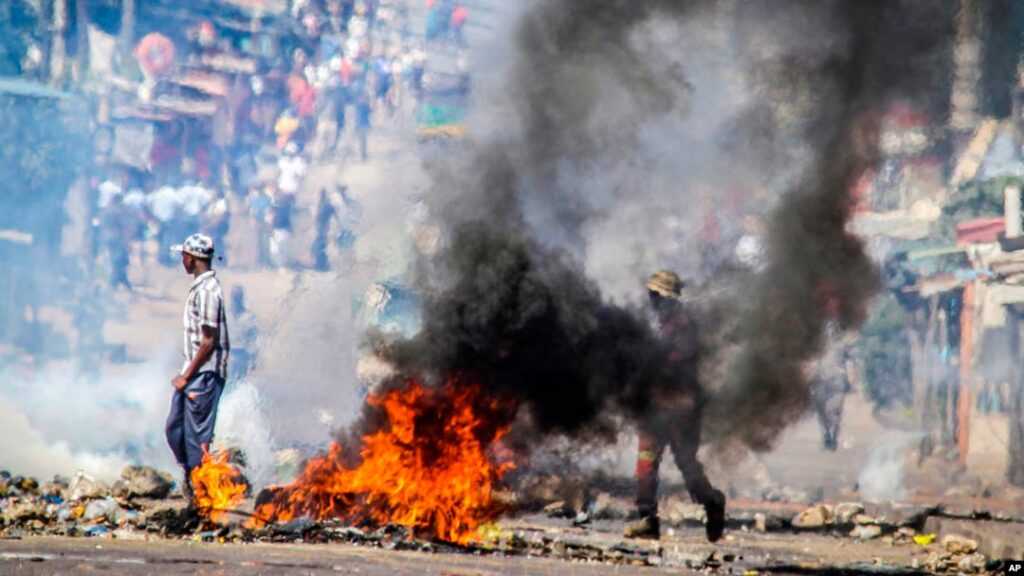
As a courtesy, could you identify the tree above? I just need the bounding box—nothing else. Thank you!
[860,294,914,410]
[0,0,41,76]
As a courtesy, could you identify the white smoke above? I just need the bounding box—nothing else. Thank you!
[213,380,277,488]
[857,431,922,503]
[249,149,427,446]
[0,396,127,481]
[0,352,180,482]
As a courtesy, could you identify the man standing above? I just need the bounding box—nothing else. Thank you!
[810,320,856,451]
[354,85,372,161]
[625,270,725,542]
[809,288,858,452]
[166,233,230,502]
[100,193,134,291]
[311,188,337,271]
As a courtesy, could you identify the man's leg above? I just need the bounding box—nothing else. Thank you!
[812,383,839,451]
[670,414,726,542]
[165,390,187,467]
[636,431,664,518]
[625,426,665,539]
[184,372,226,470]
[825,390,846,451]
[165,390,193,501]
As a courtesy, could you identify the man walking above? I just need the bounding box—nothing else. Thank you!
[625,270,725,542]
[166,233,230,503]
[809,287,858,452]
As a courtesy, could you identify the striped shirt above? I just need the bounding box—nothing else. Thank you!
[182,270,230,379]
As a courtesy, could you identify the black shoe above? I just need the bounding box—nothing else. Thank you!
[705,489,726,542]
[181,473,195,503]
[823,431,838,452]
[624,515,660,539]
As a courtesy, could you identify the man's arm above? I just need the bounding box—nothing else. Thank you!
[172,288,222,391]
[182,325,219,381]
[843,337,860,393]
[172,325,219,392]
[173,324,220,456]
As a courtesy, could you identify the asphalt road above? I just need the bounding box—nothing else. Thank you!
[0,536,658,576]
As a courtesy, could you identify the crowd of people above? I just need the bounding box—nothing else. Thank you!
[84,0,468,288]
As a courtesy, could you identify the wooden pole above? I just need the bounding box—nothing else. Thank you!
[957,283,975,470]
[75,0,89,79]
[917,298,941,463]
[950,0,983,132]
[51,0,68,86]
[1009,307,1024,486]
[119,0,135,64]
[1006,185,1022,239]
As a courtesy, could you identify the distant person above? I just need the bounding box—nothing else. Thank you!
[269,192,296,268]
[146,185,178,266]
[320,56,348,152]
[248,186,274,269]
[288,71,318,143]
[354,87,372,161]
[312,188,338,271]
[335,185,362,250]
[201,189,230,260]
[165,233,230,505]
[409,48,426,100]
[450,4,468,46]
[425,0,451,41]
[275,109,302,149]
[808,287,858,452]
[100,194,133,291]
[277,142,308,196]
[373,52,394,114]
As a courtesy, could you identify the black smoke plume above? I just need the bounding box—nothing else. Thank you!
[706,0,956,452]
[352,0,960,456]
[368,1,722,441]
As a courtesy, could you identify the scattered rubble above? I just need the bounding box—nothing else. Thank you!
[1,467,1020,574]
[83,498,125,523]
[542,500,571,518]
[0,467,179,540]
[835,502,866,524]
[941,533,979,555]
[850,524,883,540]
[957,553,989,574]
[67,472,108,501]
[517,475,591,517]
[792,504,834,529]
[754,512,767,532]
[588,491,630,520]
[114,466,174,499]
[920,548,992,574]
[663,495,707,526]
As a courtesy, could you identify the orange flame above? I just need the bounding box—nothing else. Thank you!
[191,450,248,523]
[249,379,515,545]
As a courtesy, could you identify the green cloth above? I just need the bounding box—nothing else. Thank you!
[416,104,463,128]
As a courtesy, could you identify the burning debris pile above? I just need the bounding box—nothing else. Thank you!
[190,451,248,524]
[248,379,515,545]
[2,458,1020,574]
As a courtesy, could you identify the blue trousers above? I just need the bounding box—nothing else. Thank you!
[165,371,225,472]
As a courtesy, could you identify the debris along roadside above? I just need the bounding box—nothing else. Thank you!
[1,465,1018,576]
